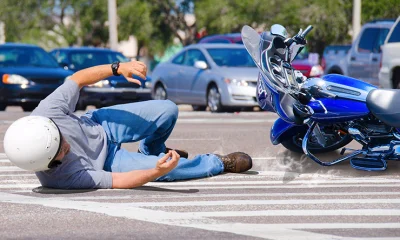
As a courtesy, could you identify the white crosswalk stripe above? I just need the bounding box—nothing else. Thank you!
[0,155,400,240]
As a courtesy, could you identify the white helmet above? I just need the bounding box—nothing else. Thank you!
[3,116,62,171]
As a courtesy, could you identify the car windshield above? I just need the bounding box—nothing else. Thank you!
[206,48,256,67]
[0,46,59,68]
[68,51,129,70]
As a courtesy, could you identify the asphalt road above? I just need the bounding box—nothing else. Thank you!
[1,106,400,240]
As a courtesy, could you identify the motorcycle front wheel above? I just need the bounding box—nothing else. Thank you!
[281,130,353,154]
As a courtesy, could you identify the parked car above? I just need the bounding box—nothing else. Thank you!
[379,16,400,89]
[323,19,395,86]
[199,33,243,44]
[0,43,73,111]
[199,33,323,78]
[151,44,259,112]
[321,44,351,73]
[50,47,151,110]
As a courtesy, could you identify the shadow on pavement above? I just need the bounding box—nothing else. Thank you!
[32,186,97,194]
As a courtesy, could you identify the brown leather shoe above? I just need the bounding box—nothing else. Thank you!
[165,147,189,159]
[216,152,252,173]
[137,147,189,159]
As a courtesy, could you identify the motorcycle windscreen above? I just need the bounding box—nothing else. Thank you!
[241,26,277,92]
[241,25,262,67]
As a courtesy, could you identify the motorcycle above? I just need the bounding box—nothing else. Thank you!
[241,24,400,171]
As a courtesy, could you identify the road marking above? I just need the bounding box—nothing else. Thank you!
[114,198,400,207]
[0,174,35,177]
[1,183,400,190]
[0,192,398,240]
[0,153,8,159]
[0,160,10,163]
[138,184,400,190]
[53,192,400,200]
[177,118,275,124]
[0,184,39,189]
[3,179,40,183]
[0,167,29,172]
[146,179,400,186]
[168,138,221,141]
[194,209,400,217]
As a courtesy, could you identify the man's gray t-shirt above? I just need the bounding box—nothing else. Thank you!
[31,79,112,189]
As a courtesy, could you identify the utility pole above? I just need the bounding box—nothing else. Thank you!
[108,0,118,50]
[0,22,5,44]
[352,0,361,41]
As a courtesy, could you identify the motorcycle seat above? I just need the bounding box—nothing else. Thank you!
[367,89,400,128]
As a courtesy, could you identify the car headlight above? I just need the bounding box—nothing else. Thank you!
[309,65,324,77]
[145,81,152,88]
[224,78,249,87]
[88,80,110,88]
[2,74,29,85]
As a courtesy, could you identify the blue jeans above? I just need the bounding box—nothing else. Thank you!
[89,100,224,181]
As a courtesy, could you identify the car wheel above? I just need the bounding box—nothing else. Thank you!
[192,105,207,111]
[21,103,37,112]
[154,85,167,100]
[207,85,223,113]
[0,103,6,111]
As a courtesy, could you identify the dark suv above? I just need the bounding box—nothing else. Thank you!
[0,43,73,111]
[50,47,151,110]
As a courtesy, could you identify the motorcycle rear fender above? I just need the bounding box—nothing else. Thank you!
[270,118,308,145]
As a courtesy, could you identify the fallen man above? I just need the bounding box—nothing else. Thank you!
[3,60,252,189]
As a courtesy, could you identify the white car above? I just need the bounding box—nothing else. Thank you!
[379,16,400,88]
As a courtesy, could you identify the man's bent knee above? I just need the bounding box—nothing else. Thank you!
[163,100,179,120]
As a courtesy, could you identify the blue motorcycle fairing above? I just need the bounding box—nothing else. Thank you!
[268,74,377,144]
[258,73,302,123]
[309,98,371,123]
[257,73,275,112]
[322,74,377,92]
[270,118,308,145]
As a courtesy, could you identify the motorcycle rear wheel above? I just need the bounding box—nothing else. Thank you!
[281,131,353,154]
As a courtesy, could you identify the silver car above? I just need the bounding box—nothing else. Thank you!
[150,44,259,112]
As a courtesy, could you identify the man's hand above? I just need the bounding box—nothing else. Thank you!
[118,61,147,86]
[155,150,180,176]
[111,150,180,189]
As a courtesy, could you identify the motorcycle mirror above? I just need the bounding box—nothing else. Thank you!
[241,25,262,68]
[270,24,288,38]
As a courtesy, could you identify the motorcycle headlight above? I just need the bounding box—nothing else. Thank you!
[2,74,29,85]
[309,65,324,77]
[88,80,110,88]
[224,78,249,87]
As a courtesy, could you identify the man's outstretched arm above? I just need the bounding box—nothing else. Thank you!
[111,150,180,189]
[71,61,147,88]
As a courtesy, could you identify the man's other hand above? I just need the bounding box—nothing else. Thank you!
[119,61,147,85]
[155,150,180,176]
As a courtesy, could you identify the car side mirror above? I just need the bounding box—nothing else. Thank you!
[194,61,208,70]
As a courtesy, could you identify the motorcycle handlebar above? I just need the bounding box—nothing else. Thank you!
[300,25,313,38]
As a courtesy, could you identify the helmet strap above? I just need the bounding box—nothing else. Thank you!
[47,119,63,169]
